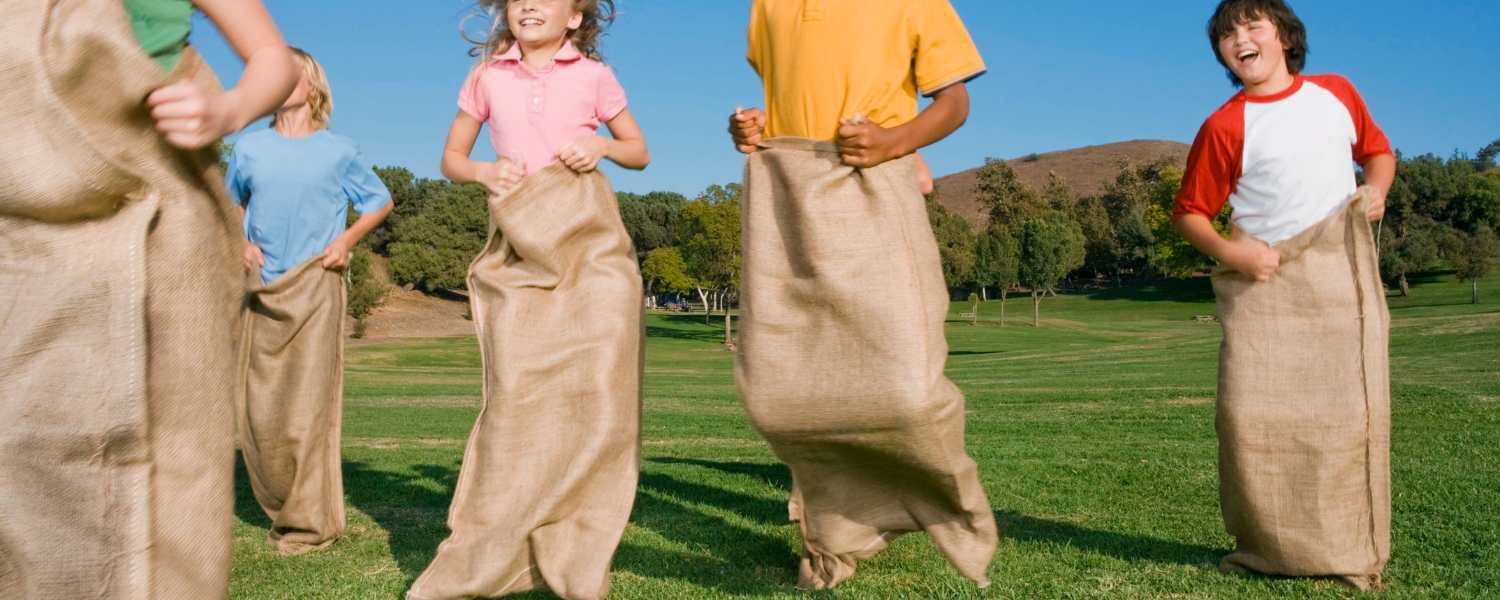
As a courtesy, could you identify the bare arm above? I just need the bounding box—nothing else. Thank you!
[602,108,649,170]
[148,0,297,148]
[440,110,523,195]
[439,110,487,184]
[837,82,971,168]
[1175,214,1280,281]
[321,202,394,269]
[1359,153,1397,220]
[559,108,649,172]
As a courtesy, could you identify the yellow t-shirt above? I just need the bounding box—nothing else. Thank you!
[748,0,986,140]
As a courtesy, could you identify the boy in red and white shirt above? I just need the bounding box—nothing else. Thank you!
[1175,0,1395,275]
[1174,0,1398,590]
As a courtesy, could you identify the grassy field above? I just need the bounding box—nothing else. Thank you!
[228,273,1500,599]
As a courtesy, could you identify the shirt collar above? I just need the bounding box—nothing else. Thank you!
[494,40,584,64]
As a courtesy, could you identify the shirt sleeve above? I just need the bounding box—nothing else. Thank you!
[1310,74,1392,164]
[746,0,767,77]
[457,63,490,122]
[223,146,248,206]
[596,65,628,122]
[341,148,393,216]
[1173,110,1243,221]
[911,0,986,95]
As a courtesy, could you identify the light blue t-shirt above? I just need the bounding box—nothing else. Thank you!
[225,129,392,284]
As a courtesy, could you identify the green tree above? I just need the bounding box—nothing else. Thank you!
[346,247,387,338]
[975,226,1020,325]
[365,166,422,252]
[975,158,1047,228]
[387,183,490,292]
[1040,172,1074,211]
[617,191,687,260]
[640,246,695,307]
[1018,215,1085,327]
[1475,138,1500,171]
[1447,225,1500,304]
[927,198,976,291]
[678,185,742,345]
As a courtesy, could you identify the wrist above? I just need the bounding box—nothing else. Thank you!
[885,124,919,159]
[219,89,250,133]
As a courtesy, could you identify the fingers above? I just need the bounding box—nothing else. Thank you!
[730,107,766,153]
[145,82,196,108]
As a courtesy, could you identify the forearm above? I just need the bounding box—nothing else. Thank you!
[336,203,393,247]
[1175,214,1234,262]
[887,84,970,156]
[223,45,297,131]
[606,138,649,170]
[440,150,485,184]
[1361,153,1396,195]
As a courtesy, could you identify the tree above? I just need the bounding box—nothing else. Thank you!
[617,191,687,261]
[1040,172,1074,211]
[974,158,1047,228]
[927,198,977,291]
[387,182,490,292]
[640,246,695,307]
[1476,138,1500,171]
[1447,226,1500,304]
[1379,215,1444,296]
[1018,215,1085,327]
[678,185,742,346]
[366,166,423,252]
[975,225,1020,325]
[346,246,387,338]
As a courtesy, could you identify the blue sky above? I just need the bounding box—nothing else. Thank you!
[192,1,1500,197]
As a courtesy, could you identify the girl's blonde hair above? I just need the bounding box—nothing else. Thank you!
[468,0,617,61]
[273,47,334,129]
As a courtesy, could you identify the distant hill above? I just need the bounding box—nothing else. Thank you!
[931,139,1191,228]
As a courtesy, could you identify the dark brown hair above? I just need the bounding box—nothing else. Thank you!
[1207,0,1308,86]
[469,0,617,61]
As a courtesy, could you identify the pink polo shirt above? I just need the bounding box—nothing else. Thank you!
[458,41,628,175]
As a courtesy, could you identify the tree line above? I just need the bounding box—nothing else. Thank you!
[264,137,1497,333]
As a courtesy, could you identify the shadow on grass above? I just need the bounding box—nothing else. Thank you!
[995,510,1223,568]
[341,460,460,586]
[649,457,792,492]
[617,471,797,595]
[335,457,796,596]
[647,458,1222,571]
[644,325,725,344]
[948,350,1007,357]
[233,455,271,529]
[1086,278,1216,303]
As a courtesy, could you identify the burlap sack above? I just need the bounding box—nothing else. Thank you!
[0,2,243,598]
[237,259,348,555]
[407,164,643,600]
[1212,197,1391,590]
[735,139,998,590]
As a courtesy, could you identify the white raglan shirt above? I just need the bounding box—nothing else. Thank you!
[1174,74,1393,244]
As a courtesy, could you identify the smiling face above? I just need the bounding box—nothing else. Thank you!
[506,0,583,50]
[1217,15,1295,94]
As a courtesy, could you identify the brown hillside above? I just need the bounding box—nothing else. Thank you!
[931,139,1190,228]
[346,255,475,341]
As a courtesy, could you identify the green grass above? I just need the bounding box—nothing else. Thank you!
[229,273,1500,599]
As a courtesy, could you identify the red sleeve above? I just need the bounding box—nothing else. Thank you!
[1173,102,1243,221]
[1308,74,1392,164]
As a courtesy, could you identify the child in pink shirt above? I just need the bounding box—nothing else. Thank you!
[440,0,648,192]
[407,2,648,599]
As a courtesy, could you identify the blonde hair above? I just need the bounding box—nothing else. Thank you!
[468,0,616,61]
[274,47,334,129]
